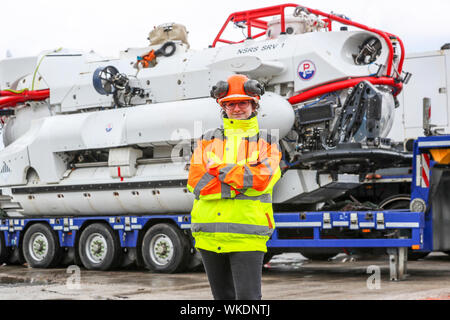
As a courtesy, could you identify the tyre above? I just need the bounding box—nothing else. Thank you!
[59,247,76,267]
[379,194,411,210]
[22,223,62,268]
[0,232,11,264]
[78,223,122,271]
[141,223,190,273]
[263,252,274,265]
[7,247,25,265]
[186,249,204,272]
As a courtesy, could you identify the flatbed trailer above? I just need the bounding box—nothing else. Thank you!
[1,134,450,281]
[0,208,424,280]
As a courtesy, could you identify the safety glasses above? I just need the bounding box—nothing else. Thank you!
[222,100,252,111]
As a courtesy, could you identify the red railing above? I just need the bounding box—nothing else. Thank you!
[305,6,403,77]
[212,3,307,47]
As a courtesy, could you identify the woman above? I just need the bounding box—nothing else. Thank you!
[187,74,282,300]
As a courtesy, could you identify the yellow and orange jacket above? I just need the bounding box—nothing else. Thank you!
[187,115,282,253]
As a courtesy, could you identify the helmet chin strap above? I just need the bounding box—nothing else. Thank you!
[247,112,257,120]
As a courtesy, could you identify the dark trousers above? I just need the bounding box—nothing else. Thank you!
[199,249,265,300]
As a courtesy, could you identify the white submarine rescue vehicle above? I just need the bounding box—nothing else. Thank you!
[0,4,412,218]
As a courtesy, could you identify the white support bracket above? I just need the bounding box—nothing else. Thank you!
[387,247,408,281]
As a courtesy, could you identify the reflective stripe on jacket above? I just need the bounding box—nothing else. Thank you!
[187,116,281,253]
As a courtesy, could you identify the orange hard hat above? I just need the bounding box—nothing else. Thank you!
[210,74,264,106]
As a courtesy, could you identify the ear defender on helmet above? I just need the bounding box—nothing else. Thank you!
[210,81,229,99]
[212,75,265,105]
[244,79,265,97]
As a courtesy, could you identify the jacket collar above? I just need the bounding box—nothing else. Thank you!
[223,115,259,136]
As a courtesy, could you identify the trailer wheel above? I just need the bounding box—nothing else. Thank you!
[0,232,11,264]
[379,194,411,210]
[186,249,204,272]
[7,247,25,265]
[141,223,190,273]
[263,252,274,265]
[22,223,62,268]
[78,223,122,271]
[59,247,76,267]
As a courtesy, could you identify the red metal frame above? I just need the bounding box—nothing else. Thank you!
[212,3,306,47]
[211,3,406,102]
[212,3,404,76]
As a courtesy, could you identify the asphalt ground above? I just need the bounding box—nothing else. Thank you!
[0,252,450,301]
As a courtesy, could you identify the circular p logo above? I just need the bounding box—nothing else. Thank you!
[298,60,316,80]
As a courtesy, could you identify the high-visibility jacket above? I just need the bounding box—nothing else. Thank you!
[187,115,282,253]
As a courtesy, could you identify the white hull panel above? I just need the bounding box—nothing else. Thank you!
[11,162,194,216]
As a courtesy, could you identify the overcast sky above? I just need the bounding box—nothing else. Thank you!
[1,0,449,58]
